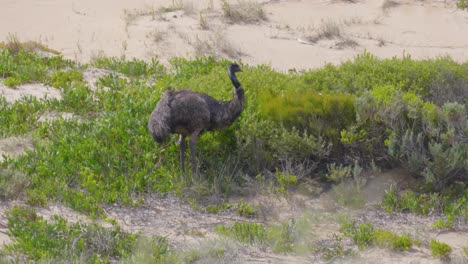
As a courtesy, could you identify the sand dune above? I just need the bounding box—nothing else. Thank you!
[1,0,466,71]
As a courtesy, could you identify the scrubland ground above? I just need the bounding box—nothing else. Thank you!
[1,0,468,263]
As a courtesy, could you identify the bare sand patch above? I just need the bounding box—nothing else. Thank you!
[0,83,61,103]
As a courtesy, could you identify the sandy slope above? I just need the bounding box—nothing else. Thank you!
[1,0,467,71]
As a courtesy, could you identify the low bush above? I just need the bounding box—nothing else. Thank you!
[429,239,452,257]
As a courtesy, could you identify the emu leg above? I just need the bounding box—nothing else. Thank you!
[179,135,186,172]
[189,131,201,175]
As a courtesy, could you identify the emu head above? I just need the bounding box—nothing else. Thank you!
[228,63,242,73]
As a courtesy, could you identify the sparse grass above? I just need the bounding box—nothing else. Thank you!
[216,218,312,254]
[221,0,267,24]
[123,1,195,26]
[123,6,159,25]
[429,239,452,257]
[319,234,351,260]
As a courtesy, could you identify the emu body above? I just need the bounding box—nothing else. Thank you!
[148,63,245,174]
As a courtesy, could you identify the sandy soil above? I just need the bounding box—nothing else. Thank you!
[1,0,467,71]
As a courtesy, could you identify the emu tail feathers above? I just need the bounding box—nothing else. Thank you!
[148,91,173,143]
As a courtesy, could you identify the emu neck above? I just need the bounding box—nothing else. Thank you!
[226,87,245,122]
[228,71,241,89]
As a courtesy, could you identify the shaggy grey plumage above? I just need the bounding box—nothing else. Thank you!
[148,63,245,174]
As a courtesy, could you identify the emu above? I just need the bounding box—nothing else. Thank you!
[148,63,245,174]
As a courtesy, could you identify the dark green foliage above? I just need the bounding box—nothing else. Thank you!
[4,206,142,262]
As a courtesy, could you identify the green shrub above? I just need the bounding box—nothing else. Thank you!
[457,0,468,10]
[340,220,375,250]
[4,76,21,87]
[431,215,454,230]
[237,199,256,218]
[374,229,412,251]
[429,239,452,257]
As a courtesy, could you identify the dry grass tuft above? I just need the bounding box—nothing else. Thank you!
[193,31,242,59]
[199,13,210,30]
[123,1,195,27]
[221,0,267,24]
[307,20,342,43]
[335,38,359,49]
[382,0,400,11]
[147,29,167,44]
[0,33,60,54]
